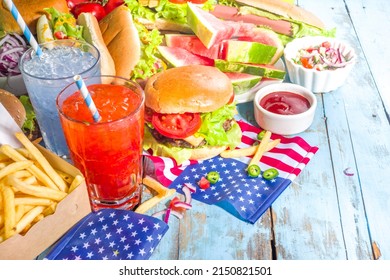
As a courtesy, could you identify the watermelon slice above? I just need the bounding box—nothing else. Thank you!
[186,2,236,49]
[221,40,277,64]
[215,59,286,80]
[165,34,220,59]
[238,28,284,65]
[224,72,262,95]
[157,46,214,67]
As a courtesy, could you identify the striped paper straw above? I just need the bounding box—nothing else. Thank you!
[3,0,42,57]
[74,75,101,123]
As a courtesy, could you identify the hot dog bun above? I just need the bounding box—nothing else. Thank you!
[236,0,325,29]
[0,0,69,34]
[76,13,116,76]
[99,5,141,80]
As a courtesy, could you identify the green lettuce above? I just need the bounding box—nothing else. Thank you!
[125,0,214,25]
[43,7,84,40]
[131,21,164,80]
[143,103,242,164]
[125,0,157,21]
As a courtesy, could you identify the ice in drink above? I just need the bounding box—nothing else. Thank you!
[20,40,100,158]
[57,76,145,211]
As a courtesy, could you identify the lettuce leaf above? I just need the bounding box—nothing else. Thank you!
[43,7,84,40]
[125,0,157,21]
[125,0,214,25]
[131,21,164,80]
[195,102,241,148]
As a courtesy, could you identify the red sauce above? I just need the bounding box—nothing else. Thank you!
[260,91,311,115]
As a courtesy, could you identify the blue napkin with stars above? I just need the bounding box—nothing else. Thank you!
[44,209,169,260]
[169,157,290,224]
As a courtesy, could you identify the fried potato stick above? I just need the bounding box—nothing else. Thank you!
[0,144,59,191]
[0,160,33,181]
[14,133,68,192]
[68,175,84,193]
[15,206,45,234]
[8,175,67,202]
[220,138,280,158]
[247,131,272,167]
[1,186,16,239]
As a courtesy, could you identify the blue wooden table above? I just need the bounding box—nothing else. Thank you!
[149,0,390,260]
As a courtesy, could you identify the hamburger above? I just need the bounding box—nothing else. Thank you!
[143,65,242,164]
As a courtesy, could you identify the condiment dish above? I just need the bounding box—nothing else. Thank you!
[284,36,356,93]
[253,83,317,135]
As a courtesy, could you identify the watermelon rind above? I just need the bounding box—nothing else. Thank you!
[240,27,285,65]
[215,59,286,79]
[157,46,213,67]
[186,2,218,49]
[225,73,262,95]
[223,40,277,64]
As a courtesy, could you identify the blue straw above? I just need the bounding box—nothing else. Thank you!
[3,0,42,57]
[74,75,101,123]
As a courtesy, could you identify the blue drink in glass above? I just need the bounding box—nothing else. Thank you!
[20,40,100,158]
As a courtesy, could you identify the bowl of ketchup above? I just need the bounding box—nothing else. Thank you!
[254,83,317,135]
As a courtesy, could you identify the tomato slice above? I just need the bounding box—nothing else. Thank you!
[54,31,67,40]
[168,0,188,3]
[188,0,208,3]
[72,3,107,21]
[198,177,210,190]
[300,57,313,69]
[103,0,124,15]
[152,112,201,139]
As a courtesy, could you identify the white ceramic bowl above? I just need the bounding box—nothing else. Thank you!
[284,36,356,93]
[0,74,27,96]
[254,83,317,135]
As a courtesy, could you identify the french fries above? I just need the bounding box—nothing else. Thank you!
[220,138,280,158]
[249,130,272,167]
[135,176,176,214]
[0,133,85,243]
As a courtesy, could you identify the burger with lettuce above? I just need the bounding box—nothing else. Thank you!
[143,65,242,164]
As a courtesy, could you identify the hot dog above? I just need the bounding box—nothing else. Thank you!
[125,0,334,44]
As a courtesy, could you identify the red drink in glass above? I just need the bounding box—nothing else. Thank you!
[57,76,144,211]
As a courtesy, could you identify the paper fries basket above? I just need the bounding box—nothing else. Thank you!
[0,144,91,260]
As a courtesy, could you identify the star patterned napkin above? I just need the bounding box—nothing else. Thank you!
[144,120,319,224]
[44,209,169,260]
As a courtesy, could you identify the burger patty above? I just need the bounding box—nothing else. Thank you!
[149,119,234,148]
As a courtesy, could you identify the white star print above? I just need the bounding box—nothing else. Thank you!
[154,223,161,230]
[146,235,153,242]
[134,239,142,245]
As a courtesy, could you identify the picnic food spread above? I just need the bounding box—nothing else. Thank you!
[0,0,358,260]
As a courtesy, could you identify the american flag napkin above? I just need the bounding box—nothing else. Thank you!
[44,209,169,260]
[144,120,319,224]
